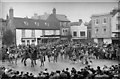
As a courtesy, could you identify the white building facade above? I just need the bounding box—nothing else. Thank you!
[16,29,60,46]
[70,19,87,41]
[111,11,120,43]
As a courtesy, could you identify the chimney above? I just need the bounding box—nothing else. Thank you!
[6,14,9,20]
[9,7,14,19]
[53,8,56,15]
[79,19,82,24]
[118,1,120,12]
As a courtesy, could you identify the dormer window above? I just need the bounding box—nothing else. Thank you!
[45,22,49,26]
[24,21,28,25]
[35,22,37,25]
[35,22,39,26]
[45,22,47,25]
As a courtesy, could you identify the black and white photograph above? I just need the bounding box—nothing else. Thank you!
[0,0,120,79]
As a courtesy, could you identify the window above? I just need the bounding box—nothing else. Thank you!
[95,19,99,25]
[27,40,30,45]
[45,22,49,26]
[21,40,25,45]
[31,30,35,37]
[63,22,66,26]
[104,28,106,32]
[63,29,64,32]
[35,22,39,26]
[80,31,85,36]
[103,18,107,24]
[60,22,63,26]
[24,21,28,25]
[116,24,120,30]
[95,28,98,34]
[32,40,34,42]
[73,31,77,37]
[31,40,35,45]
[65,29,67,32]
[22,29,25,37]
[117,16,120,20]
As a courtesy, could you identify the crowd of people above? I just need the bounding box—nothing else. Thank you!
[0,63,120,79]
[0,40,120,79]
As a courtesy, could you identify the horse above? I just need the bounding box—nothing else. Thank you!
[38,53,45,67]
[21,47,38,67]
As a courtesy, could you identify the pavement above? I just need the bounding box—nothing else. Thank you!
[0,56,119,75]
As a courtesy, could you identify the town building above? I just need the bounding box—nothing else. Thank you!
[0,19,3,48]
[111,2,120,44]
[7,8,60,46]
[91,1,120,44]
[70,19,87,42]
[84,20,93,43]
[91,13,112,44]
[31,8,71,40]
[0,18,8,48]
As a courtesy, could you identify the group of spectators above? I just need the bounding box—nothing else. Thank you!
[1,40,120,79]
[0,63,120,79]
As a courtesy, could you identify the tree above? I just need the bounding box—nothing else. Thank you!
[2,29,14,47]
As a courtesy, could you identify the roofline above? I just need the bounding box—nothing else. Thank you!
[91,13,112,17]
[16,28,60,30]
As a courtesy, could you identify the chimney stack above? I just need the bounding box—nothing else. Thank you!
[53,8,56,15]
[9,7,14,19]
[79,19,82,24]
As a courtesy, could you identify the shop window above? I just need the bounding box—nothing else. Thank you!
[73,31,77,37]
[80,31,85,36]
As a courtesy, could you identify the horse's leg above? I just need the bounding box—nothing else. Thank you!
[24,58,27,66]
[15,57,17,65]
[48,56,50,62]
[40,60,42,67]
[31,59,34,67]
[21,57,24,63]
[34,60,37,65]
[43,61,45,66]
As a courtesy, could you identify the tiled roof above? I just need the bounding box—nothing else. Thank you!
[40,14,50,20]
[13,17,60,30]
[56,14,70,22]
[40,14,70,22]
[70,22,81,26]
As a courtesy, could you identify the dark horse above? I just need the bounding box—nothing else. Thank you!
[21,47,38,67]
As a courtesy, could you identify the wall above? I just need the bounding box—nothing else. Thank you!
[16,29,60,45]
[70,23,87,39]
[111,12,120,40]
[103,38,112,44]
[91,14,112,39]
[16,29,22,45]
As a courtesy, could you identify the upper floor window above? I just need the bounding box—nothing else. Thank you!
[95,28,98,34]
[45,22,49,26]
[24,21,28,25]
[63,29,64,33]
[60,22,62,26]
[22,29,25,38]
[63,22,67,26]
[31,30,35,37]
[35,22,39,26]
[103,18,107,24]
[80,31,85,36]
[104,28,106,32]
[95,19,99,25]
[65,29,67,32]
[117,16,120,20]
[116,24,120,30]
[73,31,77,37]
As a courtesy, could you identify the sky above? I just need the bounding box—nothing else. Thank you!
[0,0,119,22]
